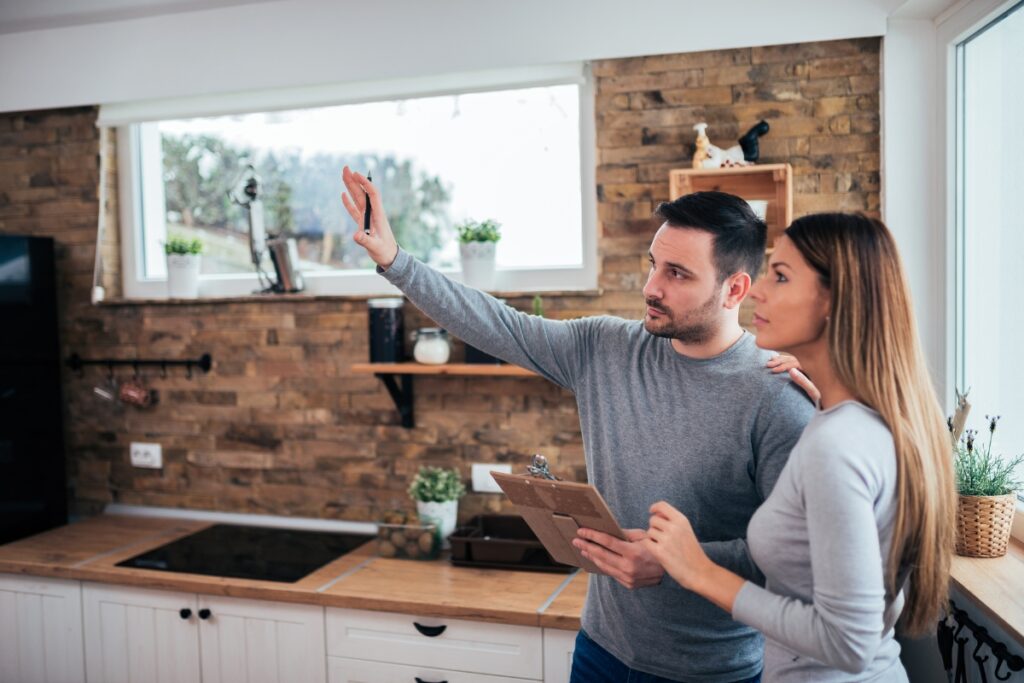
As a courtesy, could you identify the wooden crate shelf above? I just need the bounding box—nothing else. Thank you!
[669,164,793,247]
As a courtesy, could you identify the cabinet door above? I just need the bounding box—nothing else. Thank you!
[326,607,543,680]
[0,574,85,683]
[198,594,326,683]
[543,629,577,683]
[327,657,535,683]
[82,582,200,683]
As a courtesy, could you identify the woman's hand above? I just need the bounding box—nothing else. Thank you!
[341,166,399,269]
[644,501,713,591]
[766,353,821,404]
[645,501,747,613]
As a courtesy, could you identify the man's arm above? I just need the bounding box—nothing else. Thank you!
[342,166,591,389]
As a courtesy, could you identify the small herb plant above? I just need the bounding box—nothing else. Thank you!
[164,235,203,255]
[456,219,501,244]
[953,415,1024,497]
[408,466,466,503]
[531,295,544,317]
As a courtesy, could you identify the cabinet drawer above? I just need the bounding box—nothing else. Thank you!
[325,608,542,680]
[328,656,538,683]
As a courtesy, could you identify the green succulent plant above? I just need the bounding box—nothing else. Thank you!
[408,466,466,503]
[456,219,501,244]
[164,235,204,255]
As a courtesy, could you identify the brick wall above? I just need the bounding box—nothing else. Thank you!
[0,37,880,523]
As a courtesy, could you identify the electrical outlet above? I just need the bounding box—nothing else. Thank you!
[130,442,162,469]
[472,463,511,493]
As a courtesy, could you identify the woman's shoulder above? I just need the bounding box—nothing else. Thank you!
[795,402,896,492]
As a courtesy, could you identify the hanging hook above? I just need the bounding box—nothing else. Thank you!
[994,655,1012,681]
[991,641,1024,681]
[186,362,193,380]
[973,634,990,683]
[132,361,140,379]
[106,363,114,383]
[160,361,168,379]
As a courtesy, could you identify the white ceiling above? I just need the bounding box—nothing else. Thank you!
[0,0,961,35]
[0,0,277,34]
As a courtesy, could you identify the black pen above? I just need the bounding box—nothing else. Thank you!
[363,172,372,235]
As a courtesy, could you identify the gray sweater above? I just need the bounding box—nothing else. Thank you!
[381,249,813,682]
[733,402,908,682]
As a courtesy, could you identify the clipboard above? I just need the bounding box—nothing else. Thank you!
[490,471,627,573]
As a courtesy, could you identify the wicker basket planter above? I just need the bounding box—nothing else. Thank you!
[955,493,1017,558]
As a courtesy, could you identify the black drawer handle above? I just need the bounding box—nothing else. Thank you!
[198,608,212,620]
[412,622,446,638]
[179,608,192,620]
[414,678,447,683]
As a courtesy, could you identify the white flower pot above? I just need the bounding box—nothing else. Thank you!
[459,241,496,290]
[166,253,201,299]
[416,499,458,549]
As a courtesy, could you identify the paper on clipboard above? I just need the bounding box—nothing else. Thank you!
[490,471,627,573]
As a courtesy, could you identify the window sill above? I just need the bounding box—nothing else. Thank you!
[948,502,1024,647]
[94,288,605,307]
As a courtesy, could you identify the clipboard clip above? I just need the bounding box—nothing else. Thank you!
[526,453,562,481]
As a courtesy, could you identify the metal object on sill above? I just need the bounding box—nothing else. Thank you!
[527,454,561,481]
[228,164,304,294]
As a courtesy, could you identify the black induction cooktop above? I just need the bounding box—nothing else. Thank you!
[117,524,374,583]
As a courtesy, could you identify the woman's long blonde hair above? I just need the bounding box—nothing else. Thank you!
[785,213,956,636]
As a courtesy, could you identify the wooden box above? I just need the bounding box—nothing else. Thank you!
[668,164,793,249]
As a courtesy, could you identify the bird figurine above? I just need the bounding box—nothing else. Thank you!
[692,120,770,169]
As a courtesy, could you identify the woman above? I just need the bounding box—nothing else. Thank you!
[644,213,956,681]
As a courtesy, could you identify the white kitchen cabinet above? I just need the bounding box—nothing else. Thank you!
[327,657,532,682]
[198,594,325,683]
[542,629,577,683]
[0,574,86,683]
[83,584,327,683]
[83,583,201,683]
[326,607,544,681]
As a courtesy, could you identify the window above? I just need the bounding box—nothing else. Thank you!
[954,2,1024,457]
[109,65,596,298]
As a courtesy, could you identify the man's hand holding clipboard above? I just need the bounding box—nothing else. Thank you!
[490,471,665,587]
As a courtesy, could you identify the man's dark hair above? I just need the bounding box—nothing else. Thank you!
[653,191,767,281]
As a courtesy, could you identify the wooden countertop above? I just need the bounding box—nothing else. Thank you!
[9,515,1022,640]
[951,539,1024,645]
[0,515,583,630]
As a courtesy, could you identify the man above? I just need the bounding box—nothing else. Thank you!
[342,167,814,683]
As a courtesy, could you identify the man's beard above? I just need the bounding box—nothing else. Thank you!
[643,289,722,344]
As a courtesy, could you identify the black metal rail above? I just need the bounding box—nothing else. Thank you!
[66,353,212,378]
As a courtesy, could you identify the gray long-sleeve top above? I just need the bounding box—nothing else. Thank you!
[733,401,908,682]
[380,248,813,682]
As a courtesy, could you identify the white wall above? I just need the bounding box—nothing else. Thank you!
[0,0,898,113]
[881,0,1018,408]
[881,19,947,399]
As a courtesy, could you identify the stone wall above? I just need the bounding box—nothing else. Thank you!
[0,37,880,523]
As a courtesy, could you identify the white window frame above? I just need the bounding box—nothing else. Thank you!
[108,64,597,299]
[936,0,1024,521]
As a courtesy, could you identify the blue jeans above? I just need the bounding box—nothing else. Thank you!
[569,630,762,683]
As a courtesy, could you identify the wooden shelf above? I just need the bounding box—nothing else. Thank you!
[351,362,542,428]
[669,163,793,244]
[351,362,538,378]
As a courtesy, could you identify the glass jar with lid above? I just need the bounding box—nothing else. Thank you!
[412,328,450,365]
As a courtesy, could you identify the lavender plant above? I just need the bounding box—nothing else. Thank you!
[953,415,1024,497]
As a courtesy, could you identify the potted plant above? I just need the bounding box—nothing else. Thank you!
[457,219,501,290]
[164,235,203,299]
[953,411,1024,558]
[408,466,466,549]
